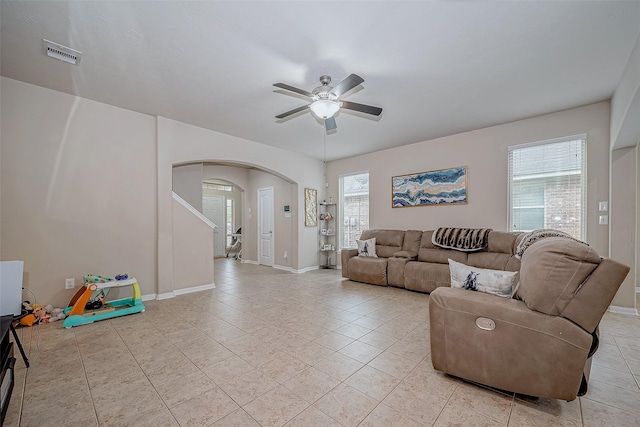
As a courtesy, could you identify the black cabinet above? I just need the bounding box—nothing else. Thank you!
[1,315,16,426]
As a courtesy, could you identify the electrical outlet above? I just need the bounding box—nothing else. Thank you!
[65,278,75,289]
[284,251,287,259]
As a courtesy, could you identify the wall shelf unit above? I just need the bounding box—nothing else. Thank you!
[319,203,337,269]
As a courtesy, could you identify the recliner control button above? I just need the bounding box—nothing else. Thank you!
[476,317,496,331]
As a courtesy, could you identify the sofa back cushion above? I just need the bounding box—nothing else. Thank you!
[515,237,601,315]
[360,229,405,258]
[467,231,523,271]
[418,230,468,264]
[402,230,423,253]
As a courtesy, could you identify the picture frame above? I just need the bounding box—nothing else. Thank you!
[304,188,318,226]
[392,166,468,208]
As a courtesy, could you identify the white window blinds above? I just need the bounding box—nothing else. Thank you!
[339,172,370,249]
[508,136,586,240]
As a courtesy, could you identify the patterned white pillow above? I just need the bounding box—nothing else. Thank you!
[448,259,518,298]
[356,238,378,257]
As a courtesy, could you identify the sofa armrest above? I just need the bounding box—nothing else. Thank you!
[429,287,592,401]
[341,248,358,278]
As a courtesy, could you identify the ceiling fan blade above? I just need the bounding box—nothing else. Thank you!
[329,73,364,98]
[325,116,337,132]
[275,104,310,119]
[273,83,314,98]
[340,101,383,116]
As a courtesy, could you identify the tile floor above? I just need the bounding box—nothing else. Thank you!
[4,259,640,427]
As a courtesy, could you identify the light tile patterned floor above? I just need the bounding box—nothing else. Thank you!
[5,259,640,426]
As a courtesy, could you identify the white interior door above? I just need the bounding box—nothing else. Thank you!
[203,194,225,257]
[258,187,274,266]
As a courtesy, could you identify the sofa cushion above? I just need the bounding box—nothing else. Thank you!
[404,261,450,293]
[348,256,389,286]
[403,230,423,253]
[488,231,522,254]
[448,259,518,298]
[418,230,468,264]
[515,237,601,315]
[357,238,378,257]
[360,229,404,258]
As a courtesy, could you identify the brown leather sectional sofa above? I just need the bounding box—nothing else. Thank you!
[341,228,630,401]
[341,228,523,291]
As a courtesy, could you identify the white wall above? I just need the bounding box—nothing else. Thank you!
[172,163,204,211]
[245,169,297,269]
[610,145,638,312]
[1,78,157,307]
[156,116,325,294]
[172,198,214,293]
[611,33,640,150]
[610,32,640,311]
[328,102,611,256]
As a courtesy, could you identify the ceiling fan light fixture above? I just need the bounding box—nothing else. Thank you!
[310,100,340,119]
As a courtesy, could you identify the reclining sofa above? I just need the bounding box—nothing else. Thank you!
[341,228,630,401]
[341,228,522,291]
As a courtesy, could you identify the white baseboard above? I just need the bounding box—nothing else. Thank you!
[293,265,319,274]
[147,282,216,300]
[156,292,175,300]
[241,259,258,265]
[608,305,639,316]
[174,282,215,296]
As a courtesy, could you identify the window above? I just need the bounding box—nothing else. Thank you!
[508,135,586,240]
[339,172,369,249]
[226,198,234,246]
[202,182,233,192]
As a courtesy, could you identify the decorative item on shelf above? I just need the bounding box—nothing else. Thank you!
[329,196,333,204]
[320,212,333,221]
[323,244,332,251]
[326,228,334,235]
[321,228,328,235]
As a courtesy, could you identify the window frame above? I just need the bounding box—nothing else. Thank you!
[338,171,370,250]
[507,134,587,240]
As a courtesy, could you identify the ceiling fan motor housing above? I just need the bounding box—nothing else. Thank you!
[312,76,337,101]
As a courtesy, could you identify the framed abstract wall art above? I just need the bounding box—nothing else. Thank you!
[304,188,318,226]
[392,166,468,208]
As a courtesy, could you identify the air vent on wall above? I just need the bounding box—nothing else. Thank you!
[43,39,81,65]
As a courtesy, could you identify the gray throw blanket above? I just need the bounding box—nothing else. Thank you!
[515,229,586,259]
[432,227,492,252]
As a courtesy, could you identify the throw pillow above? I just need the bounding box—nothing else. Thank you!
[448,259,519,298]
[357,238,378,257]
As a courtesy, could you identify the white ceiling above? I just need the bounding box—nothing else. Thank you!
[2,1,639,161]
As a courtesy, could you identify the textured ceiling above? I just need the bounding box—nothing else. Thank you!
[2,1,639,161]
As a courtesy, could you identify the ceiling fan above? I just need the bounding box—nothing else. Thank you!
[274,74,382,132]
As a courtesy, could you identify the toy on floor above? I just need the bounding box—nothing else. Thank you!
[19,302,66,325]
[62,274,145,328]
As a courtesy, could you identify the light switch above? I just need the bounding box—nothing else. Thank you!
[598,201,608,212]
[599,215,608,225]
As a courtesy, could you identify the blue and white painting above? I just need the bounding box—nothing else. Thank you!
[392,166,467,207]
